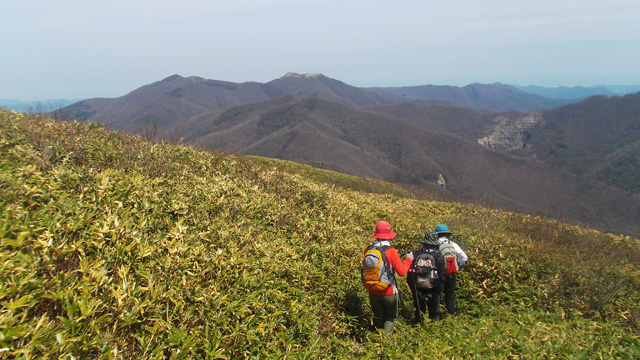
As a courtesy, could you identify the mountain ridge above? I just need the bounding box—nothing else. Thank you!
[61,73,583,129]
[513,84,640,99]
[365,82,574,112]
[52,73,640,237]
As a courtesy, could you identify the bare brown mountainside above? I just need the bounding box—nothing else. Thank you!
[61,75,271,133]
[526,92,640,194]
[375,94,640,198]
[368,102,543,155]
[368,101,501,140]
[61,73,574,133]
[172,95,640,236]
[366,83,573,112]
[262,72,393,107]
[61,73,393,132]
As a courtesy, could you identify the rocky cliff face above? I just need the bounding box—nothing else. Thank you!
[477,113,542,152]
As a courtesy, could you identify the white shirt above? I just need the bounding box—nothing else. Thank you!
[438,236,468,267]
[372,240,393,271]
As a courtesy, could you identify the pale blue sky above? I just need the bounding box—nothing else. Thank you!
[2,0,639,100]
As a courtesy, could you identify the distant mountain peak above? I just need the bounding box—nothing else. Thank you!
[161,74,184,82]
[283,72,325,80]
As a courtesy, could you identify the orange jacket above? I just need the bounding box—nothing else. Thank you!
[364,243,413,296]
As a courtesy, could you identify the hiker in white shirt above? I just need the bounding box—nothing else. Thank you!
[435,224,468,315]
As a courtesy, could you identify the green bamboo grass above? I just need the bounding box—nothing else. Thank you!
[1,111,639,359]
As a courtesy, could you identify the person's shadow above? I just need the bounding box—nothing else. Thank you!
[341,283,416,338]
[341,288,372,337]
[398,283,417,322]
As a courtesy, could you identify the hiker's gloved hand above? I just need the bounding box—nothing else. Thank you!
[405,250,414,260]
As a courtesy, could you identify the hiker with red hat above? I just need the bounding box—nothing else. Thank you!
[361,221,413,335]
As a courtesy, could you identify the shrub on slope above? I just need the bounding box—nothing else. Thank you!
[1,111,639,359]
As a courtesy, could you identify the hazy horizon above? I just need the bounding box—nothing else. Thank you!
[3,80,640,104]
[2,0,639,100]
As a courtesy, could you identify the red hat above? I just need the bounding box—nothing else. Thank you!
[371,221,396,240]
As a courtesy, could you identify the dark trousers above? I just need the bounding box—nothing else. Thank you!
[410,288,441,322]
[368,292,399,335]
[443,274,457,315]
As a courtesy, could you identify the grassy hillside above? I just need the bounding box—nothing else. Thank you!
[1,111,639,359]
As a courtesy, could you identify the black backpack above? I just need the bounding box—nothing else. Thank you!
[411,249,442,290]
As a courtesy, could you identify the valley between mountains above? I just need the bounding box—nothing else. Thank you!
[59,73,640,237]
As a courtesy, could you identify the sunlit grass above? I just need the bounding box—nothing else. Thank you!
[1,111,639,359]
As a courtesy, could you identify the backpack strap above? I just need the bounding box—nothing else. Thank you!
[378,245,397,289]
[366,244,392,271]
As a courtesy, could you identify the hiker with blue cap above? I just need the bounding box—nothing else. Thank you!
[434,224,468,316]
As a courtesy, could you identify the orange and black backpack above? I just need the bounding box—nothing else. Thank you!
[361,244,395,292]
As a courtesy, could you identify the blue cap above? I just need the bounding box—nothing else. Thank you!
[435,224,452,236]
